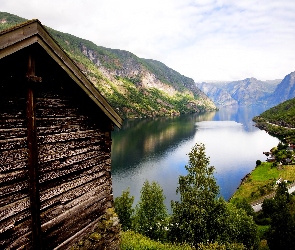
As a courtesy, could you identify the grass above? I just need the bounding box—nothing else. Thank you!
[120,231,194,250]
[280,165,295,180]
[250,163,279,181]
[231,162,295,203]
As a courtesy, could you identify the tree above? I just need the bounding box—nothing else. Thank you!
[277,142,287,150]
[234,198,255,217]
[262,182,295,250]
[114,187,134,231]
[169,143,220,246]
[133,180,168,241]
[168,143,259,248]
[256,160,262,166]
[210,199,259,249]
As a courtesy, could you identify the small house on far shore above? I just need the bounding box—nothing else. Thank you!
[0,20,122,249]
[264,152,276,162]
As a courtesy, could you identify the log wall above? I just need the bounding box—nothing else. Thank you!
[0,81,33,248]
[0,71,118,249]
[36,86,114,249]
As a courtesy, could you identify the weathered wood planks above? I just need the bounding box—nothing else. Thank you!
[0,79,33,249]
[35,84,114,249]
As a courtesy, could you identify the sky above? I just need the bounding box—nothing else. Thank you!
[1,0,295,82]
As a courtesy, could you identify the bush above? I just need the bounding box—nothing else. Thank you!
[120,231,194,250]
[256,160,262,166]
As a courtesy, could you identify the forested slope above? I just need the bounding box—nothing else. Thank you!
[253,97,295,141]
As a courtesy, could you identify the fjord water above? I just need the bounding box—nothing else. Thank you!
[111,106,279,210]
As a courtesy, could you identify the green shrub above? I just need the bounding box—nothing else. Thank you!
[120,231,193,250]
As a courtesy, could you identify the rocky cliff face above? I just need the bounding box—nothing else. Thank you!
[80,45,177,95]
[78,43,216,117]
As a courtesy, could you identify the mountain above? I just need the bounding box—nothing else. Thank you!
[0,12,216,119]
[198,72,295,109]
[196,82,238,106]
[268,71,295,106]
[225,78,279,106]
[197,78,281,108]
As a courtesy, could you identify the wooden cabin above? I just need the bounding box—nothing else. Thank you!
[0,20,123,249]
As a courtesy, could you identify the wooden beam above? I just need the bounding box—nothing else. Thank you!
[26,53,43,250]
[0,36,39,60]
[0,21,39,49]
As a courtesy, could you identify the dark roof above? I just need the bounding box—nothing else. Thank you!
[0,19,123,128]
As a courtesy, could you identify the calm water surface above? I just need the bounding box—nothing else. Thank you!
[111,106,279,210]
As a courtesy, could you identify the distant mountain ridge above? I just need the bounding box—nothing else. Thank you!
[197,78,283,108]
[0,12,216,119]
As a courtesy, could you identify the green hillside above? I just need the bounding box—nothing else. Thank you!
[253,98,295,142]
[0,12,26,30]
[0,12,216,119]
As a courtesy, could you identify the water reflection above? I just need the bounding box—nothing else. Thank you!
[111,115,198,174]
[111,106,279,211]
[208,106,272,131]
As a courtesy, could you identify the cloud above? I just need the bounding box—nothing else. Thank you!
[1,0,295,81]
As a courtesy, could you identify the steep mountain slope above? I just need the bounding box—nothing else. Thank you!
[197,78,280,107]
[197,82,238,106]
[268,71,295,106]
[0,12,216,118]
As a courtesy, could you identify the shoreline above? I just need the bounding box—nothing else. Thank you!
[230,162,295,206]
